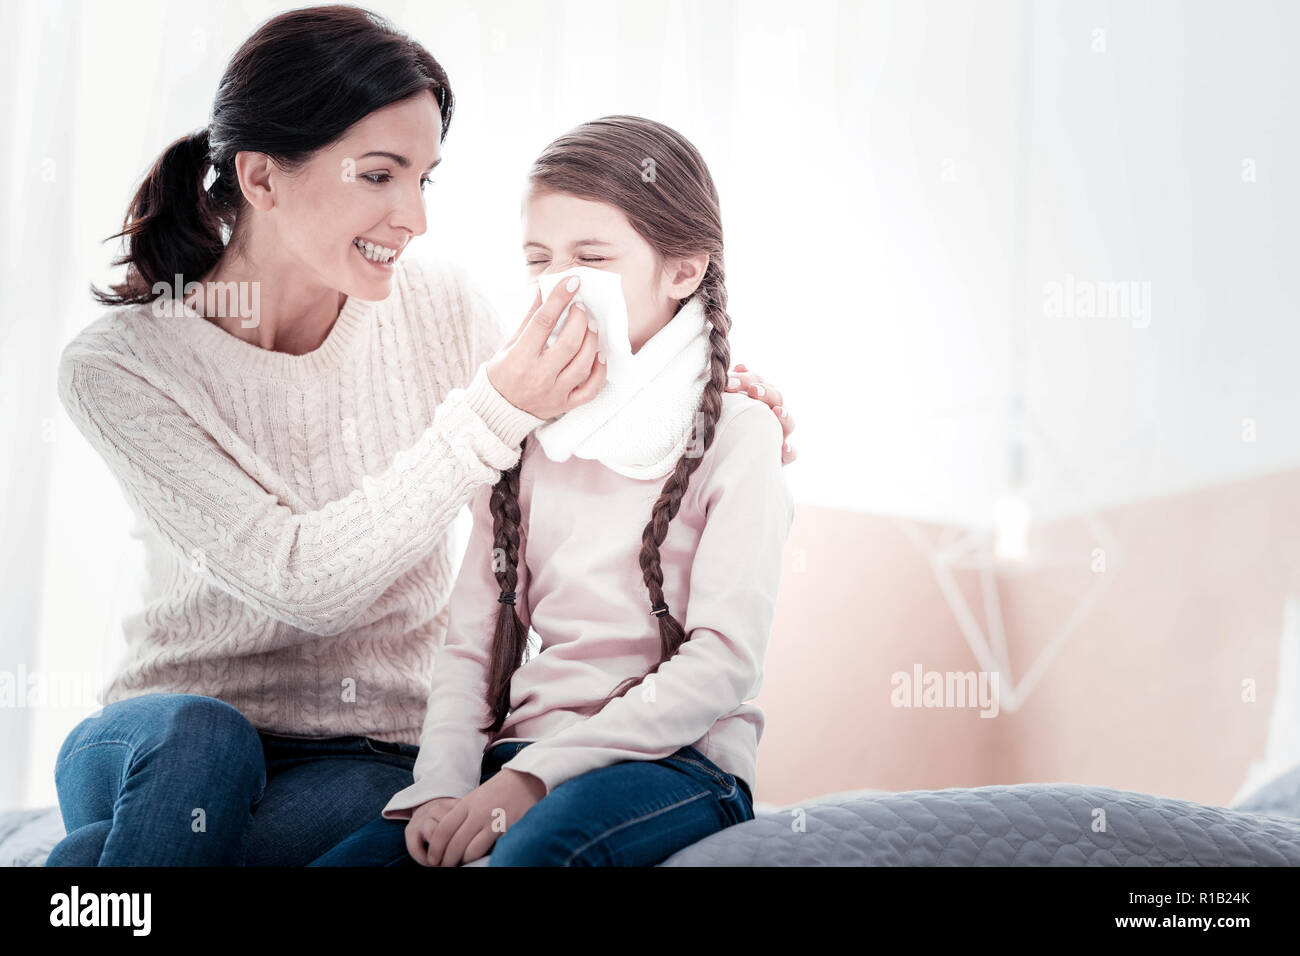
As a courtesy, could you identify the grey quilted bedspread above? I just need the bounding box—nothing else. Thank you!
[6,765,1299,866]
[658,766,1300,866]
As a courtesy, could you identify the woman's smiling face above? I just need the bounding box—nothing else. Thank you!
[260,89,442,300]
[522,189,700,353]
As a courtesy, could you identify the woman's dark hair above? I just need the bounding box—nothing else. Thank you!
[92,4,454,306]
[480,116,731,737]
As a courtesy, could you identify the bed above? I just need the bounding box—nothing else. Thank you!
[661,765,1300,865]
[7,763,1299,866]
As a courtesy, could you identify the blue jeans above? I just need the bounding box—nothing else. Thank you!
[45,692,420,866]
[308,740,755,866]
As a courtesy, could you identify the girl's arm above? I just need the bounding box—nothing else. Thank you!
[381,482,530,819]
[499,402,795,796]
[55,263,542,638]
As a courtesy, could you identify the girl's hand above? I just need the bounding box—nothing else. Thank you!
[486,277,608,421]
[405,797,460,865]
[421,769,547,867]
[724,363,797,464]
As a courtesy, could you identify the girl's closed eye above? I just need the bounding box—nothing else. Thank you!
[525,257,607,267]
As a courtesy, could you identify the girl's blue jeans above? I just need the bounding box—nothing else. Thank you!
[308,739,755,867]
[45,692,422,866]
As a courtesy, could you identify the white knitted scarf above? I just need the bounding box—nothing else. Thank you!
[533,294,712,480]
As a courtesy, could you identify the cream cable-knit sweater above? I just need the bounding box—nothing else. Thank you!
[56,257,543,744]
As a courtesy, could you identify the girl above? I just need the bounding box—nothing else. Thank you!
[311,115,795,867]
[47,5,794,867]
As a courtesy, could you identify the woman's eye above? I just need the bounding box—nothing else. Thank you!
[579,257,606,263]
[361,173,435,189]
[525,260,548,267]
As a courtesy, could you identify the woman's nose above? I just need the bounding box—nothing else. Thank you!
[391,182,428,237]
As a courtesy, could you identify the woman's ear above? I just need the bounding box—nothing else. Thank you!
[663,252,710,299]
[234,150,278,211]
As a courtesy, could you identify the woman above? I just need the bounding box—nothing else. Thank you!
[47,4,795,867]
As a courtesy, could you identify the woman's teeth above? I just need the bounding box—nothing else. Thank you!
[353,237,398,264]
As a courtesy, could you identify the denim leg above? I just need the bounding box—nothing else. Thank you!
[309,741,518,867]
[307,816,417,867]
[44,820,112,866]
[489,745,754,867]
[245,736,420,867]
[47,693,266,866]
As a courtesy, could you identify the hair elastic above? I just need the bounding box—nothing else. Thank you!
[498,591,516,606]
[650,602,670,618]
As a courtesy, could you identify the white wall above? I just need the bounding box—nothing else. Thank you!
[1019,0,1300,521]
[407,0,1300,530]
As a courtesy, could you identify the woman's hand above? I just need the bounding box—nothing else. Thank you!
[486,276,607,421]
[724,363,797,464]
[416,769,547,867]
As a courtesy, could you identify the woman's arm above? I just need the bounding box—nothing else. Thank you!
[381,481,528,819]
[499,402,795,796]
[56,298,541,637]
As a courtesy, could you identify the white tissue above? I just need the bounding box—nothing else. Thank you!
[535,266,635,385]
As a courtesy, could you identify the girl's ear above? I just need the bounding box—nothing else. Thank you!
[663,252,709,299]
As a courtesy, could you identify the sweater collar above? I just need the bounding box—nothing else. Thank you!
[158,289,374,381]
[533,295,712,480]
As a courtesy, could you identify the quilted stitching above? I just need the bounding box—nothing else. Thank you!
[660,775,1300,866]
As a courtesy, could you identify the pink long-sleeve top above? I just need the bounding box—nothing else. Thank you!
[382,390,795,816]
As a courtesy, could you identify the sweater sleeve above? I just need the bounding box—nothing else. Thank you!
[498,402,796,795]
[381,480,530,818]
[55,308,542,638]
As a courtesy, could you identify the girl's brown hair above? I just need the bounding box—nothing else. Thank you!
[479,115,731,736]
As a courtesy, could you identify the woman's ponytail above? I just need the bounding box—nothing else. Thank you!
[91,127,229,307]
